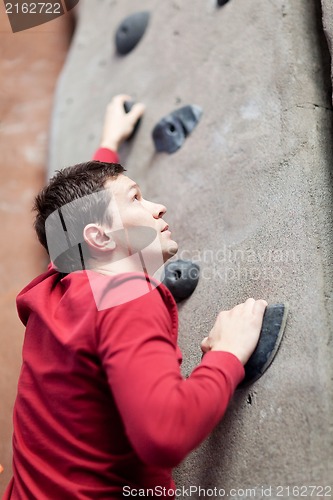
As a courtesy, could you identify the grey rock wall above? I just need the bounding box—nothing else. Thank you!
[49,0,333,493]
[322,0,333,59]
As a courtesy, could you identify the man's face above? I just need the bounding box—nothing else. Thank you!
[104,174,178,264]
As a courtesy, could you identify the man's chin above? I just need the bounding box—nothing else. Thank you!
[163,241,178,262]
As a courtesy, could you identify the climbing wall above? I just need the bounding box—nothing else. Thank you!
[322,0,333,89]
[48,0,333,492]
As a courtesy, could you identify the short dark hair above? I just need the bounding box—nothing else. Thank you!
[34,161,125,273]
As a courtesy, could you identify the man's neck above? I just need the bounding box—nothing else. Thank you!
[88,252,165,281]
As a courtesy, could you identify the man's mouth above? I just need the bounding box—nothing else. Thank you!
[161,224,169,232]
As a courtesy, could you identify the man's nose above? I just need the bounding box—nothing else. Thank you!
[152,202,167,219]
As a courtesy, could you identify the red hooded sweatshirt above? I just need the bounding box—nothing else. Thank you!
[3,148,244,499]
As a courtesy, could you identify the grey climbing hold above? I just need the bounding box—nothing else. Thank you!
[124,100,142,138]
[115,11,150,55]
[152,105,203,154]
[124,101,134,114]
[173,105,203,135]
[238,303,289,388]
[152,116,185,154]
[163,260,200,302]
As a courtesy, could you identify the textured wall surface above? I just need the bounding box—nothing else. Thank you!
[322,0,333,68]
[49,0,333,493]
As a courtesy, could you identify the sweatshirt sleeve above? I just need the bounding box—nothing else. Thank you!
[92,147,119,163]
[96,286,244,469]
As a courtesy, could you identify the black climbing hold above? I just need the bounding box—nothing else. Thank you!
[124,101,134,114]
[124,100,142,139]
[152,116,185,154]
[217,0,230,6]
[163,260,200,302]
[238,303,289,388]
[152,105,203,154]
[115,11,150,55]
[172,105,203,136]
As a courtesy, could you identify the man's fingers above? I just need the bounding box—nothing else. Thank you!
[200,336,211,354]
[128,102,145,122]
[113,94,132,105]
[242,297,255,312]
[253,299,268,316]
[107,95,145,126]
[242,297,268,315]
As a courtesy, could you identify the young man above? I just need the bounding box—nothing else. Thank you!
[4,95,267,499]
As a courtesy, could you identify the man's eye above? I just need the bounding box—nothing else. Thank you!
[133,194,139,201]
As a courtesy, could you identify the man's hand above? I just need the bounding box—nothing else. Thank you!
[201,298,268,365]
[99,94,145,152]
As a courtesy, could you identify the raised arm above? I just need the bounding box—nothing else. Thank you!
[97,284,266,468]
[93,94,145,163]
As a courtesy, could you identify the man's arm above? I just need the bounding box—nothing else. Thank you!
[96,284,266,468]
[92,94,145,162]
[92,147,119,164]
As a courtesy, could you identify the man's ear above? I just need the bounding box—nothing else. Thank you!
[83,224,115,251]
[104,232,116,250]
